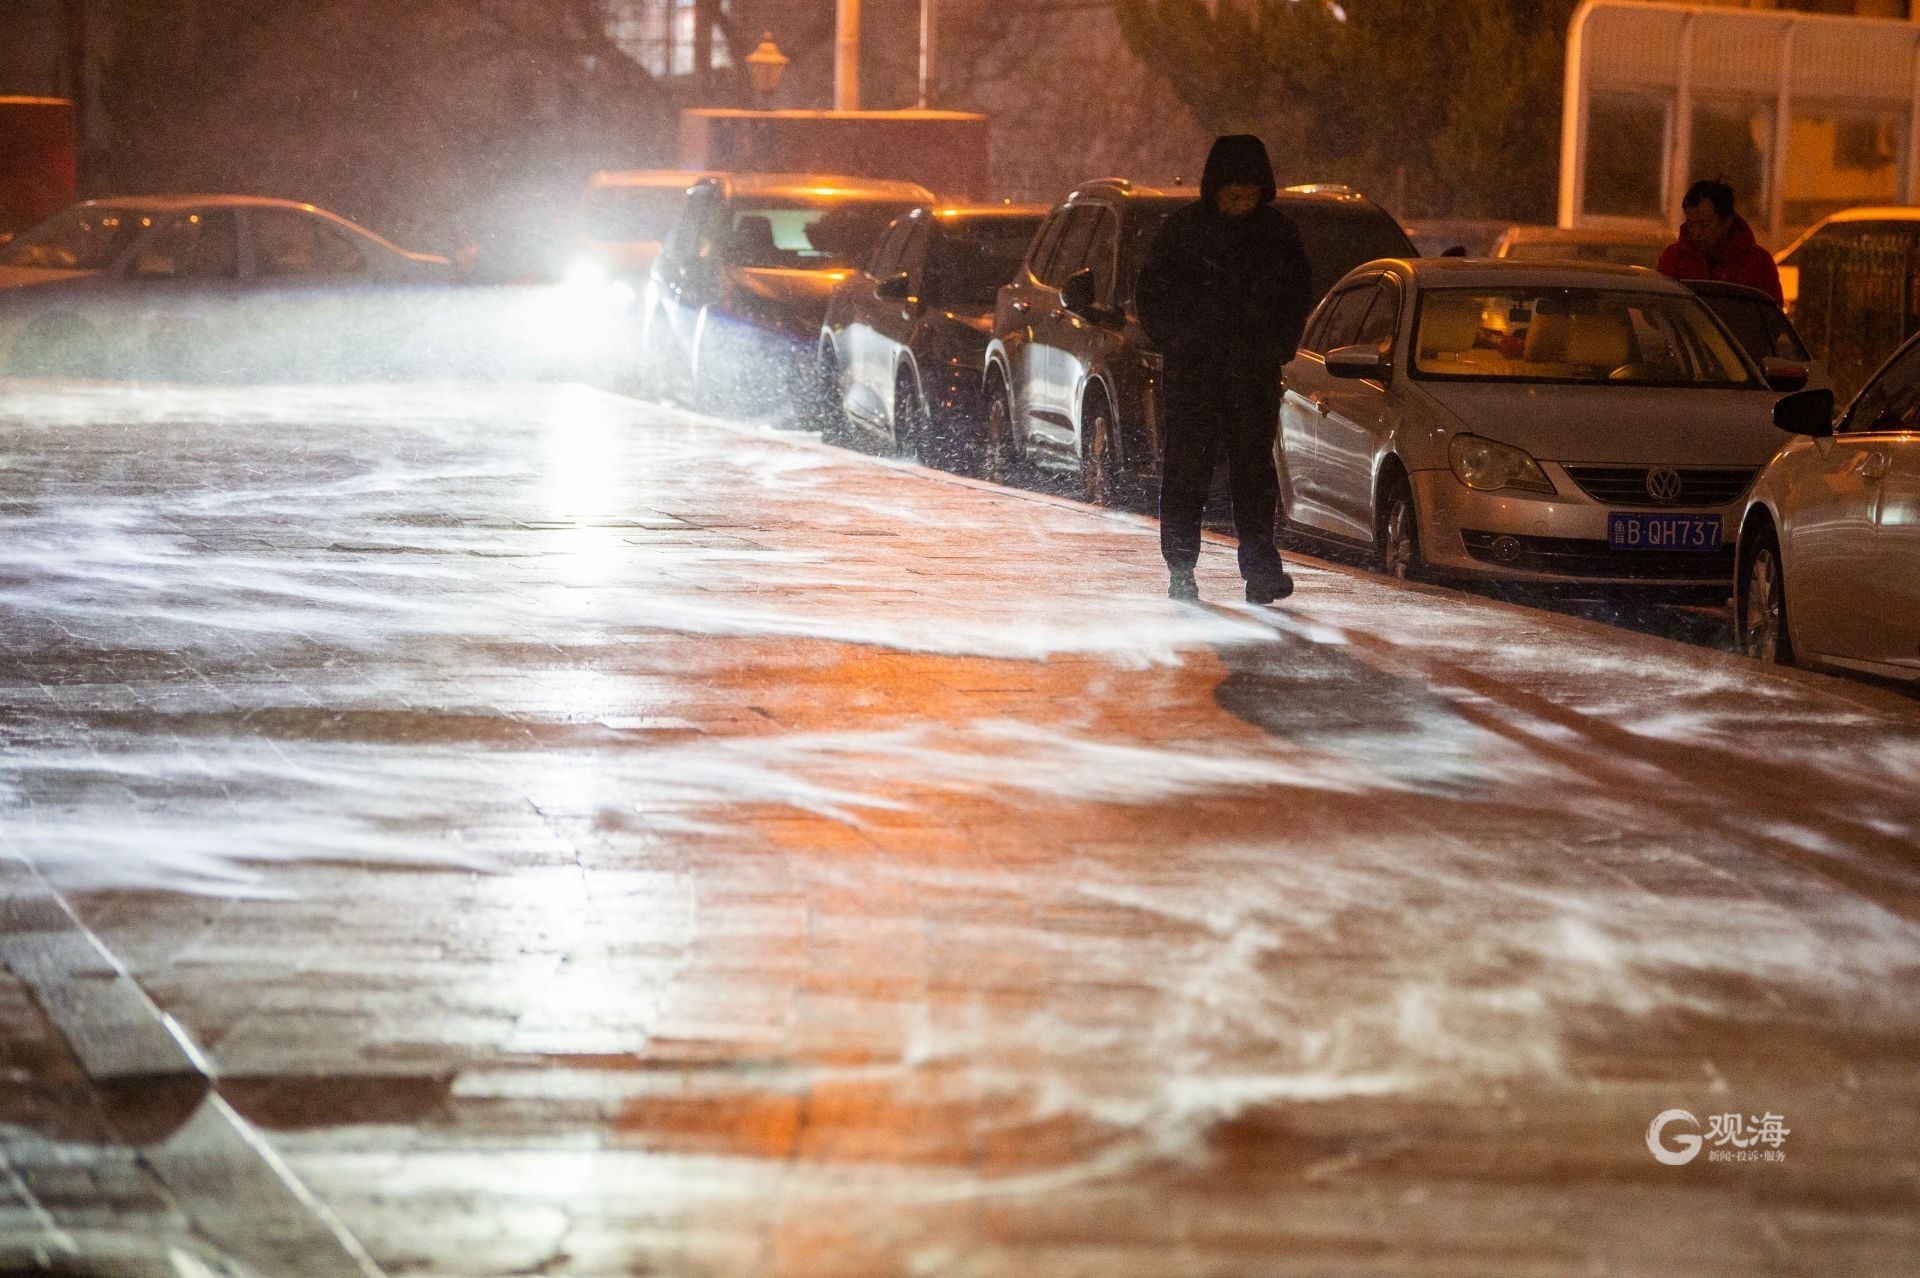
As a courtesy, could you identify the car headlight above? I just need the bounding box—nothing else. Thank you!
[1448,433,1555,494]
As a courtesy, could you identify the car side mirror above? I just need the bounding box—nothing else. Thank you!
[1060,267,1098,319]
[1761,357,1809,393]
[1773,387,1835,437]
[874,271,913,303]
[1325,344,1388,380]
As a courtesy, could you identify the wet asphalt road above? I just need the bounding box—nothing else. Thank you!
[1,381,1918,1277]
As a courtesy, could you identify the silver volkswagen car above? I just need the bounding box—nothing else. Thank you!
[1279,259,1805,590]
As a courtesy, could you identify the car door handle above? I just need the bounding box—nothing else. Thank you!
[1862,451,1892,480]
[1009,300,1029,315]
[1310,395,1329,414]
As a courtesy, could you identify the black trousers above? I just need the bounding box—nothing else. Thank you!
[1158,369,1286,581]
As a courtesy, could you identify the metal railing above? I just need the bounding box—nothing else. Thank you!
[1794,230,1920,403]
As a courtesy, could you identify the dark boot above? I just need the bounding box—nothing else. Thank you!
[1168,568,1199,601]
[1245,570,1294,605]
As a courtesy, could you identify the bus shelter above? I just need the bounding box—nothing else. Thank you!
[1560,0,1920,246]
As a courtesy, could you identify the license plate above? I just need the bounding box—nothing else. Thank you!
[1608,512,1723,552]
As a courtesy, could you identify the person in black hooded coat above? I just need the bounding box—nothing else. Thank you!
[1136,134,1313,603]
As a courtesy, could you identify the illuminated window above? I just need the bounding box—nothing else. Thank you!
[1785,106,1905,227]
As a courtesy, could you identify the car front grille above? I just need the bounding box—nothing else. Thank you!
[1561,465,1758,507]
[1461,531,1736,581]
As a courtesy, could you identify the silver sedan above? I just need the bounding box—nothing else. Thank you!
[0,196,449,378]
[1736,340,1920,683]
[1279,259,1806,590]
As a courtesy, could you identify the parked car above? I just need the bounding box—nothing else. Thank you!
[638,172,935,413]
[0,195,450,378]
[1773,206,1920,309]
[1772,205,1920,404]
[1278,258,1806,590]
[1404,218,1509,259]
[1735,340,1920,682]
[1492,224,1670,270]
[573,168,716,281]
[979,180,1415,502]
[1685,279,1826,391]
[817,203,1046,467]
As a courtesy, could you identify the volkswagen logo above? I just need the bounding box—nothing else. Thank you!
[1646,467,1685,503]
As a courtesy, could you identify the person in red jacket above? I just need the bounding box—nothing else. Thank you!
[1657,179,1784,306]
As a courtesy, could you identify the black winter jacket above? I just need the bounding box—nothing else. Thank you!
[1135,135,1314,382]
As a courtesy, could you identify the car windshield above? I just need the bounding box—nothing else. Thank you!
[579,185,687,242]
[1500,238,1664,270]
[0,206,149,271]
[1288,204,1416,299]
[924,216,1043,306]
[722,199,918,270]
[1413,287,1759,387]
[1699,292,1810,364]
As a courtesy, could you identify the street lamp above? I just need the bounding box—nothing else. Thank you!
[745,33,788,108]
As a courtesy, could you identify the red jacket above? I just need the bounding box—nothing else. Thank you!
[1657,215,1783,306]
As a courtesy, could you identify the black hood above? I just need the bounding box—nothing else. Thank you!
[1200,134,1277,206]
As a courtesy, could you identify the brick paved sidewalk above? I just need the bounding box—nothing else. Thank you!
[2,383,1918,1276]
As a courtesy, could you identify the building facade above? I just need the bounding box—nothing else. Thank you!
[0,0,71,98]
[599,0,1212,203]
[1564,0,1920,241]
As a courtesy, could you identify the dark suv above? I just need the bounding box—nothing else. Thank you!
[979,180,1414,503]
[638,173,934,412]
[817,203,1046,467]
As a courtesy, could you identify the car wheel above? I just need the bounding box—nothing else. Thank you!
[688,313,722,412]
[980,378,1015,485]
[1377,473,1421,580]
[1737,521,1796,666]
[815,346,851,446]
[893,370,931,463]
[1079,390,1116,506]
[639,307,677,399]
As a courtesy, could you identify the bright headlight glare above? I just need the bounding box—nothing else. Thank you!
[560,258,635,308]
[1448,433,1554,494]
[563,259,609,291]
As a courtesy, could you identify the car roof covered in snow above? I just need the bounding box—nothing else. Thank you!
[1496,224,1671,246]
[78,194,348,214]
[927,203,1049,220]
[587,169,719,190]
[696,173,938,204]
[68,194,430,259]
